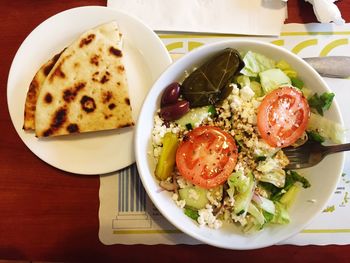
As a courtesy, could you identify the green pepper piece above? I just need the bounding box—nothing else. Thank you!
[291,77,304,89]
[155,132,179,181]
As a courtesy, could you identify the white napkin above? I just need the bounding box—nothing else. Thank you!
[107,0,287,36]
[305,0,345,24]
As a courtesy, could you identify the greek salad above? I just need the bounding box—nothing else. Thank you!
[151,48,343,233]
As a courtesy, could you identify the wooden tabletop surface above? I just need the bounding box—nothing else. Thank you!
[1,0,350,262]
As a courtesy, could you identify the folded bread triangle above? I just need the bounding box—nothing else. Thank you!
[34,21,134,137]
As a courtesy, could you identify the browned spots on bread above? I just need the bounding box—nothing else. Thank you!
[92,71,110,83]
[102,91,113,103]
[49,64,65,81]
[117,65,125,73]
[104,114,113,120]
[43,129,53,137]
[100,72,110,84]
[44,93,53,103]
[109,46,122,57]
[42,107,67,137]
[52,108,67,128]
[119,122,134,128]
[80,95,96,113]
[92,71,99,82]
[28,79,39,98]
[23,69,41,130]
[79,34,95,48]
[67,123,79,133]
[125,98,130,105]
[63,90,73,102]
[108,103,116,110]
[90,54,100,66]
[63,82,86,102]
[43,52,63,76]
[48,54,72,83]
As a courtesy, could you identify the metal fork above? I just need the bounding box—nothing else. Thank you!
[283,141,350,169]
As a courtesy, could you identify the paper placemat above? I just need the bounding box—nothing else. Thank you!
[107,0,287,36]
[99,23,350,246]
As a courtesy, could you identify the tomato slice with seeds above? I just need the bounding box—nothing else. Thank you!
[257,86,310,148]
[176,126,238,189]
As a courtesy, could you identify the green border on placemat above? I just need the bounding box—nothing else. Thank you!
[302,229,350,234]
[158,30,350,39]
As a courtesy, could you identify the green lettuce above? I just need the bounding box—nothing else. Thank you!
[240,51,275,77]
[307,112,345,144]
[308,92,335,116]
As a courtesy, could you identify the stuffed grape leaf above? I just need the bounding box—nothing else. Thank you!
[181,48,244,107]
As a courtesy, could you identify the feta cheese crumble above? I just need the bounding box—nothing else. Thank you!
[197,204,223,229]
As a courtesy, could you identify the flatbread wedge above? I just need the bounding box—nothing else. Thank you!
[34,21,134,137]
[23,51,62,130]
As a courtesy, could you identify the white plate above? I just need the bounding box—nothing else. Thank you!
[135,40,345,249]
[7,6,172,175]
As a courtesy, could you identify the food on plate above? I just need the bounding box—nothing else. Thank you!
[23,51,63,130]
[257,86,310,148]
[23,21,134,137]
[151,48,341,233]
[181,48,244,107]
[176,126,238,189]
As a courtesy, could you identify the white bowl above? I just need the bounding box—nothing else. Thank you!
[135,40,345,249]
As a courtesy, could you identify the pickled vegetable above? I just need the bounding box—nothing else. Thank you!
[161,82,181,107]
[155,132,179,180]
[181,48,244,107]
[159,100,190,121]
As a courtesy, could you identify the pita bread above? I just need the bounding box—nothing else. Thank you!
[23,51,62,130]
[34,21,134,137]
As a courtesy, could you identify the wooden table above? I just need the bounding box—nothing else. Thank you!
[1,0,350,261]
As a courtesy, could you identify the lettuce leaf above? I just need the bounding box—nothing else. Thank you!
[307,112,345,144]
[240,51,275,77]
[308,92,335,116]
[259,68,291,94]
[259,170,310,201]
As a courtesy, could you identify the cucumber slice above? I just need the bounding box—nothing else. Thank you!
[259,68,291,94]
[175,106,212,128]
[179,186,209,210]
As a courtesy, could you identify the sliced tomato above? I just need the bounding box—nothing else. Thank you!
[176,126,238,189]
[257,86,310,148]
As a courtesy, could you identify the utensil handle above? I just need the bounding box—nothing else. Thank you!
[327,143,350,154]
[303,56,350,78]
